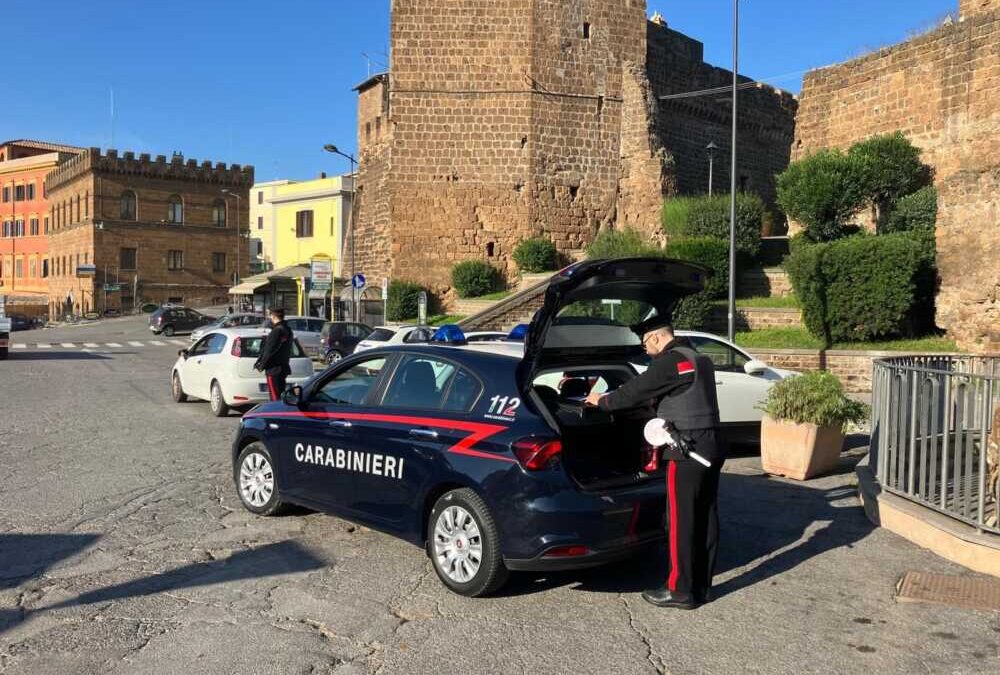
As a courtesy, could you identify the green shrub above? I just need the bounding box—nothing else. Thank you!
[585,228,662,259]
[386,280,424,321]
[451,260,500,298]
[661,197,695,238]
[669,193,764,259]
[761,371,869,429]
[512,237,558,273]
[663,236,729,299]
[884,185,937,233]
[786,233,931,344]
[776,149,865,242]
[848,132,930,216]
[671,293,715,331]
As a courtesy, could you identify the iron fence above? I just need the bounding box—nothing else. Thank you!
[871,356,999,534]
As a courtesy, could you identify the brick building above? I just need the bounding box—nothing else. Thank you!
[0,140,84,317]
[794,0,1000,352]
[352,0,797,299]
[43,149,254,318]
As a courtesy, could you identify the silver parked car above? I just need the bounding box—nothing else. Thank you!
[190,313,266,343]
[264,316,326,358]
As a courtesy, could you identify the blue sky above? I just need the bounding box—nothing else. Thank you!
[4,0,956,182]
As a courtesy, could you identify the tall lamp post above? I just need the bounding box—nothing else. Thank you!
[726,0,741,343]
[322,144,358,321]
[221,189,243,290]
[706,141,718,196]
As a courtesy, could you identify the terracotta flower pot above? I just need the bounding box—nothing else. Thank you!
[760,415,846,481]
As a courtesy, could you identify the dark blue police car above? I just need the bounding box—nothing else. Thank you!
[231,258,709,596]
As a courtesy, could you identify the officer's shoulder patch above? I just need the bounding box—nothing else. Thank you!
[676,360,695,375]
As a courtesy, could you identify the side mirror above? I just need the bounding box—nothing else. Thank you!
[743,359,768,376]
[178,349,188,359]
[282,384,304,407]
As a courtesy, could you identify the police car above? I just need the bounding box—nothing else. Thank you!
[231,258,708,596]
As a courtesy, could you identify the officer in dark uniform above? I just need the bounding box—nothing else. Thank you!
[586,315,724,609]
[255,307,294,401]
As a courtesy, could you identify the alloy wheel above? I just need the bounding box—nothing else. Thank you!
[433,505,483,583]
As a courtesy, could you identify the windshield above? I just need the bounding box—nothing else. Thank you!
[546,299,659,349]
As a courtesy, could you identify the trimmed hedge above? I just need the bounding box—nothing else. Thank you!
[662,194,764,258]
[776,149,864,242]
[672,293,715,331]
[387,280,424,321]
[585,228,663,259]
[884,185,937,233]
[451,260,500,298]
[513,237,558,273]
[848,132,929,212]
[785,233,935,344]
[663,236,729,299]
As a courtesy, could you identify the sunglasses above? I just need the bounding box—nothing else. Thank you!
[642,334,657,348]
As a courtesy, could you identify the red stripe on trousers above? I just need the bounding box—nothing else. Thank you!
[267,375,278,401]
[667,460,679,591]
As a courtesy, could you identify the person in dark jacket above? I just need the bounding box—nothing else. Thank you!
[255,308,294,401]
[586,315,724,609]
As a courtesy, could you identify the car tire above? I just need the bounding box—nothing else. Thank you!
[325,350,343,365]
[163,325,175,337]
[210,381,229,417]
[234,442,288,516]
[427,488,509,597]
[171,371,188,402]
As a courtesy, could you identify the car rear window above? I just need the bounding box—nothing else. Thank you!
[366,328,396,342]
[237,337,305,358]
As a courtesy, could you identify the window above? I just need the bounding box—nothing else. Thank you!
[75,195,80,222]
[256,240,263,255]
[167,250,184,270]
[212,199,227,227]
[15,258,23,278]
[14,185,25,201]
[257,190,263,205]
[403,327,435,343]
[237,336,305,359]
[27,183,35,200]
[29,218,39,236]
[382,355,470,410]
[43,217,49,234]
[443,368,484,412]
[295,210,314,238]
[84,191,89,218]
[42,259,48,278]
[688,336,750,373]
[15,219,24,237]
[375,116,382,137]
[365,122,371,141]
[1,186,8,202]
[212,252,226,273]
[120,247,137,271]
[167,194,183,224]
[188,335,214,357]
[257,216,263,230]
[313,357,388,405]
[583,22,591,39]
[29,258,36,278]
[120,190,137,220]
[205,333,228,355]
[1,221,8,237]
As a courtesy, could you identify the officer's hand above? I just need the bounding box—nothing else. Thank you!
[584,392,603,407]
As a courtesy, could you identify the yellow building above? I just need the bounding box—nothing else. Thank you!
[267,174,353,316]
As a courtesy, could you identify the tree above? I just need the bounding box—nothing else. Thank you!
[776,149,865,242]
[848,132,930,229]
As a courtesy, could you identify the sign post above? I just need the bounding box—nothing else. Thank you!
[351,273,366,323]
[311,257,333,320]
[417,291,428,326]
[382,277,389,326]
[601,297,622,322]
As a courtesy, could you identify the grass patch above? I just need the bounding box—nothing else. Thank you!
[713,295,800,309]
[735,327,961,352]
[427,314,466,326]
[476,290,512,302]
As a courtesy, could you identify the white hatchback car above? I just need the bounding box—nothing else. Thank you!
[171,328,314,416]
[353,324,436,354]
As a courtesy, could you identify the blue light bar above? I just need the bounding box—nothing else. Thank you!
[431,324,467,345]
[507,324,529,341]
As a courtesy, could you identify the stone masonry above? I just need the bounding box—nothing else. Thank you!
[44,149,253,317]
[794,1,1000,352]
[353,1,797,301]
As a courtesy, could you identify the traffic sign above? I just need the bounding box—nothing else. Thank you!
[351,273,366,290]
[311,257,333,291]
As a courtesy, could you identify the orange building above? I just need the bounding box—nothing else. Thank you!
[0,140,83,316]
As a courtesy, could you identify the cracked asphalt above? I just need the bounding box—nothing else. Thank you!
[1,316,998,674]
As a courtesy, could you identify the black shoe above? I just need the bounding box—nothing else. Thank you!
[694,587,714,604]
[641,587,699,609]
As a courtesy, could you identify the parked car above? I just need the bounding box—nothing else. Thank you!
[149,307,216,337]
[171,328,313,416]
[319,321,373,365]
[190,313,265,343]
[7,314,37,331]
[353,325,435,354]
[264,316,327,358]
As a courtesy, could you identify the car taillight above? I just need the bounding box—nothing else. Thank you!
[231,337,242,357]
[512,438,562,471]
[542,545,591,558]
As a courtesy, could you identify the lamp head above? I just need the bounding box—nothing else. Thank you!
[323,144,338,153]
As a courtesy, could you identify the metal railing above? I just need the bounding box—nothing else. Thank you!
[871,356,999,534]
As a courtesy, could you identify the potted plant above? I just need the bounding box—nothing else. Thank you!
[759,371,869,480]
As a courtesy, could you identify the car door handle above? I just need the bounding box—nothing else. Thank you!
[328,420,353,428]
[716,381,723,385]
[409,429,438,439]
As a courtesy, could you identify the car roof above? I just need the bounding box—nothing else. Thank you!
[377,343,520,363]
[199,327,271,338]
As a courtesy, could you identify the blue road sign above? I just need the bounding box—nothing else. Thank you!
[351,274,366,289]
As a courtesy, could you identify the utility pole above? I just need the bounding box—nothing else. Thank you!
[323,145,358,321]
[727,0,740,343]
[221,189,243,287]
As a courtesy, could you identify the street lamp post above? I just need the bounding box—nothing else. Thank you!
[221,189,243,289]
[727,0,740,344]
[322,144,358,321]
[706,141,718,196]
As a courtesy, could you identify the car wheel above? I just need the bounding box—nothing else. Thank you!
[325,350,343,365]
[171,371,188,402]
[163,325,175,337]
[428,488,509,597]
[210,381,229,417]
[234,442,287,516]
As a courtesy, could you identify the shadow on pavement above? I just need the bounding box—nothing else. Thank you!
[0,534,102,591]
[1,540,326,634]
[6,351,112,361]
[500,452,875,599]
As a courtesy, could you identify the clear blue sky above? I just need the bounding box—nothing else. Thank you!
[3,0,955,182]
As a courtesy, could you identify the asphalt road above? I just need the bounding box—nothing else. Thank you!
[0,316,997,674]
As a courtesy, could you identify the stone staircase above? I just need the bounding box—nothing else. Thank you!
[458,274,551,331]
